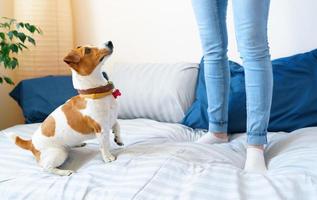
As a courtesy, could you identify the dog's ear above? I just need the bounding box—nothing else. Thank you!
[63,50,81,65]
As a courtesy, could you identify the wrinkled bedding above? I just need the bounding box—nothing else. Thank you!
[0,119,317,200]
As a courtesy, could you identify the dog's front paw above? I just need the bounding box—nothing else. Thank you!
[46,168,74,176]
[103,154,116,163]
[64,170,74,176]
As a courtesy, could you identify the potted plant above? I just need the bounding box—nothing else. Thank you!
[0,17,42,85]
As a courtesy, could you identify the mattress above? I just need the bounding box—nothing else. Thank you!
[0,119,317,200]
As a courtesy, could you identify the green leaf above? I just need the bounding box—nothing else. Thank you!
[10,44,19,53]
[0,77,3,84]
[1,44,10,56]
[7,31,14,40]
[17,44,23,51]
[2,17,16,23]
[0,56,4,65]
[17,32,27,43]
[4,76,14,85]
[8,18,16,26]
[36,27,43,34]
[18,42,28,49]
[29,25,36,33]
[25,23,35,33]
[12,30,19,36]
[2,22,11,29]
[3,57,11,69]
[27,36,36,45]
[0,32,5,40]
[10,58,18,69]
[12,57,19,64]
[24,23,30,28]
[16,22,24,29]
[7,30,18,40]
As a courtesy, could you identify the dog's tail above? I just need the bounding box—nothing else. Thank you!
[10,134,33,151]
[10,134,40,161]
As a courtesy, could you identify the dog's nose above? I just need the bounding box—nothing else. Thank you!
[106,41,114,51]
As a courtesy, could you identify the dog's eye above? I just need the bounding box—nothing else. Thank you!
[85,47,91,54]
[102,72,109,81]
[76,46,81,49]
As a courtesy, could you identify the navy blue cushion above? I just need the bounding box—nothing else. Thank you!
[182,49,317,133]
[10,76,77,123]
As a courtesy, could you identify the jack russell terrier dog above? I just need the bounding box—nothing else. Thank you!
[11,41,123,176]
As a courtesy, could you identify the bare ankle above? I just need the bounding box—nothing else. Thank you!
[212,132,228,140]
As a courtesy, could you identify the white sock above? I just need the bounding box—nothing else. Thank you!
[244,147,267,173]
[196,132,228,144]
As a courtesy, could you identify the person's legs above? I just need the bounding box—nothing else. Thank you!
[232,0,273,172]
[192,0,230,144]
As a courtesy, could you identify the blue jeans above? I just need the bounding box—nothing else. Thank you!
[192,0,273,145]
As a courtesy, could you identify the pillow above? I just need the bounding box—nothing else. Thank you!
[182,49,317,133]
[111,62,199,123]
[10,76,77,123]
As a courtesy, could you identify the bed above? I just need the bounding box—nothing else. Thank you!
[1,119,317,200]
[2,52,317,199]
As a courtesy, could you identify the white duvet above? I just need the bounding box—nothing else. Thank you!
[0,119,317,200]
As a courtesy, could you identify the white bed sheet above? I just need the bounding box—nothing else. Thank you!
[0,119,317,200]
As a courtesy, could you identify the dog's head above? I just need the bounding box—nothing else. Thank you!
[63,41,114,90]
[63,41,114,76]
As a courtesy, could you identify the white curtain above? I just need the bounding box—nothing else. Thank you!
[14,0,74,80]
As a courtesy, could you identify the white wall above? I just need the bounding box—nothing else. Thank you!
[73,0,317,67]
[72,0,201,70]
[267,0,317,58]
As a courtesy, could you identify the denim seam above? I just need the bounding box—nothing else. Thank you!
[216,0,228,125]
[247,135,267,145]
[247,132,267,136]
[242,55,271,62]
[209,121,227,125]
[205,58,228,64]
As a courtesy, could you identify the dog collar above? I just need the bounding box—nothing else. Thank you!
[79,90,113,99]
[77,82,121,99]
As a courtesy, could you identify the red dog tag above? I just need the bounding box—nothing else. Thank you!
[112,89,121,99]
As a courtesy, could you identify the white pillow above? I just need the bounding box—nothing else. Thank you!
[110,62,198,123]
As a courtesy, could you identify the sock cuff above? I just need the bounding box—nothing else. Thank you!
[246,147,265,158]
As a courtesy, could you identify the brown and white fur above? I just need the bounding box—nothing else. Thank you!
[12,41,123,176]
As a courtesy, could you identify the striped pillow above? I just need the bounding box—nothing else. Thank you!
[111,62,199,123]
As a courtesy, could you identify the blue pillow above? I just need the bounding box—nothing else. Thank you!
[182,49,317,133]
[10,76,77,123]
